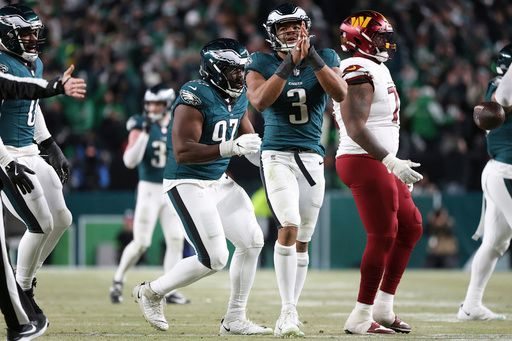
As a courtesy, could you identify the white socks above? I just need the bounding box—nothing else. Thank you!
[294,252,309,305]
[225,247,261,322]
[16,231,47,290]
[113,241,146,283]
[463,244,500,308]
[150,255,213,296]
[373,290,395,323]
[274,242,296,310]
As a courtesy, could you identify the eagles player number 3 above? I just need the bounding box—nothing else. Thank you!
[287,88,308,124]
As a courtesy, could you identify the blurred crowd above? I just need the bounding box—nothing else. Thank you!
[14,0,512,193]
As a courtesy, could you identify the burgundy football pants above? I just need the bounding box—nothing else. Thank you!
[336,154,423,305]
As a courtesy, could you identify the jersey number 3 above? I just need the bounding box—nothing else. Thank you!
[287,88,309,124]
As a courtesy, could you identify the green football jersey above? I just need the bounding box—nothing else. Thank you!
[126,115,167,183]
[246,49,340,156]
[0,52,44,147]
[164,79,248,180]
[484,77,512,164]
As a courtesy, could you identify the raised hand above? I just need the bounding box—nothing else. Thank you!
[62,65,87,99]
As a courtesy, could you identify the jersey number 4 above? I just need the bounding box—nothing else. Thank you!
[287,89,309,124]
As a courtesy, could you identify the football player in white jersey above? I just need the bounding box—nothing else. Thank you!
[457,44,512,321]
[110,85,189,305]
[333,11,423,334]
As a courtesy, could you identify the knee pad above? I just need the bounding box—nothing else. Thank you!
[274,242,295,256]
[484,229,512,256]
[297,252,309,267]
[207,247,229,271]
[55,208,72,229]
[297,225,315,243]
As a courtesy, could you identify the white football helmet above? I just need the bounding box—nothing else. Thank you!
[144,84,175,121]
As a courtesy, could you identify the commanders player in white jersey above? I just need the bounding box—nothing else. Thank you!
[110,85,188,305]
[334,11,423,334]
[457,44,512,321]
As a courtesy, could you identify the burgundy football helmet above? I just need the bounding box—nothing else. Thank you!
[340,10,396,62]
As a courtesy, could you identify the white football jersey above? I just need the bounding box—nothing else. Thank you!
[334,57,400,156]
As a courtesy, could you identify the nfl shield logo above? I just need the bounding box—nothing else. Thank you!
[293,68,300,76]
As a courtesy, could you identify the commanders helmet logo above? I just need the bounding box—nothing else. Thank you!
[180,90,202,106]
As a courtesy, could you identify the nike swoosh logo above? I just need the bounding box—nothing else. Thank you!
[319,161,324,165]
[19,324,36,335]
[189,86,197,90]
[14,166,19,176]
[222,324,230,332]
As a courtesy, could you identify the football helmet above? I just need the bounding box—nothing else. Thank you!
[495,43,512,75]
[0,4,44,63]
[143,84,175,121]
[199,38,248,98]
[264,3,311,52]
[340,10,396,62]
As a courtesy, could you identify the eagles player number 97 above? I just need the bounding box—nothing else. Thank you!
[212,119,240,142]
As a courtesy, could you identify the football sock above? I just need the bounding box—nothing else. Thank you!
[358,234,394,304]
[113,241,145,283]
[16,231,47,290]
[150,255,213,296]
[373,290,395,323]
[225,247,261,322]
[354,301,373,318]
[274,242,297,310]
[294,251,309,305]
[463,243,500,308]
[163,237,183,273]
[37,223,68,269]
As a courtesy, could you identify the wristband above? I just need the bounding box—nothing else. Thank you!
[274,53,295,79]
[306,46,325,71]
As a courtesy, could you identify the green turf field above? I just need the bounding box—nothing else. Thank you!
[1,269,510,340]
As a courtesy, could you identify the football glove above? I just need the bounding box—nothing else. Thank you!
[5,161,35,194]
[40,138,70,184]
[382,153,423,185]
[141,115,152,133]
[219,133,262,158]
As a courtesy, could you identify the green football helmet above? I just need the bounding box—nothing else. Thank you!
[199,38,249,98]
[0,4,44,62]
[495,43,512,75]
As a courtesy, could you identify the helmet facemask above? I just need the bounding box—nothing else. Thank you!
[264,4,311,52]
[143,86,175,121]
[0,9,44,62]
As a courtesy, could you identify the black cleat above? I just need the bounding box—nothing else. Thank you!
[6,319,47,341]
[165,291,190,304]
[109,280,123,303]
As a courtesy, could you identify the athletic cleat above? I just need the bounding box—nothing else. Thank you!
[344,309,395,335]
[457,304,506,321]
[219,318,273,335]
[376,315,411,333]
[109,280,123,304]
[24,278,47,327]
[165,291,190,305]
[132,282,168,331]
[274,310,305,337]
[6,320,48,341]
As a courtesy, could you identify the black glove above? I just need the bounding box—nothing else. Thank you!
[40,137,70,184]
[141,115,152,133]
[5,161,35,194]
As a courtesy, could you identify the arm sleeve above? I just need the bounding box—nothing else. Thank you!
[0,136,14,168]
[123,132,149,169]
[0,72,64,100]
[495,67,512,107]
[34,104,52,144]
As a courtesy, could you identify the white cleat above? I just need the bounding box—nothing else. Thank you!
[132,282,169,331]
[219,318,273,335]
[344,309,395,335]
[274,310,305,338]
[457,304,506,321]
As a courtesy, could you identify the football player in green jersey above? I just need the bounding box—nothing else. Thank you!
[245,3,347,337]
[0,4,81,328]
[110,84,189,305]
[458,44,512,321]
[133,38,272,336]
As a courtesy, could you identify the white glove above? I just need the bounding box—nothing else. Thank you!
[219,133,262,157]
[244,151,260,167]
[382,153,423,185]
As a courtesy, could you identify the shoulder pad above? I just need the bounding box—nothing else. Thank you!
[341,64,373,86]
